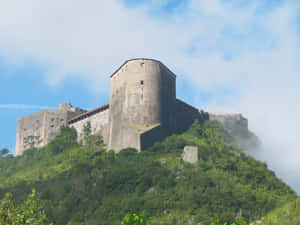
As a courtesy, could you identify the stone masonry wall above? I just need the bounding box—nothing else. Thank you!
[15,103,85,156]
[15,110,72,156]
[69,109,110,145]
[15,111,47,156]
[175,99,209,133]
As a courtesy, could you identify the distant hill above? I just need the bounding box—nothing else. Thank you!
[0,120,296,225]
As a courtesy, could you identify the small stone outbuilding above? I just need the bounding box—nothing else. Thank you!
[182,146,198,164]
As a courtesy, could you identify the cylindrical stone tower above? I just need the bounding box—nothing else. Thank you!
[108,59,176,151]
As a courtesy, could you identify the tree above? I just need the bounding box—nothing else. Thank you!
[47,126,78,154]
[58,126,77,142]
[0,190,53,225]
[82,121,94,146]
[0,193,14,225]
[0,148,9,157]
[85,134,104,147]
[118,148,138,157]
[83,121,92,138]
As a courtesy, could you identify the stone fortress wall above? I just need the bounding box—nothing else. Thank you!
[15,59,248,156]
[68,105,110,144]
[209,113,248,133]
[15,102,86,156]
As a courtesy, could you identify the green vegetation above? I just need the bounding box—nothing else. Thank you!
[251,197,300,225]
[83,121,92,138]
[122,212,152,225]
[0,190,52,225]
[210,220,247,225]
[0,121,296,224]
[0,148,9,157]
[121,213,249,225]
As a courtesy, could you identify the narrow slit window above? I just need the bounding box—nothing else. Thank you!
[140,80,144,85]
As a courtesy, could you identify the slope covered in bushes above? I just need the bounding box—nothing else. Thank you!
[251,197,300,225]
[0,121,296,225]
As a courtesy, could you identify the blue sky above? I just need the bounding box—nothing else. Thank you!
[0,0,300,192]
[0,62,105,151]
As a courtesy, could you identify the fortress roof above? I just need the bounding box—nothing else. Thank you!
[110,58,177,78]
[68,104,109,125]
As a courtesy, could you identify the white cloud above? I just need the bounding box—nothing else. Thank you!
[0,104,55,110]
[0,0,300,193]
[0,0,185,91]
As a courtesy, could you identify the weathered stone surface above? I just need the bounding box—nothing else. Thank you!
[15,102,85,156]
[69,109,109,144]
[182,146,198,164]
[108,59,177,152]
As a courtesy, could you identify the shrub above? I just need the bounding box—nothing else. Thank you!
[85,134,104,147]
[0,190,53,225]
[119,148,138,157]
[121,212,151,225]
[47,126,78,154]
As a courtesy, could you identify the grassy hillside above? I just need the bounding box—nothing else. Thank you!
[251,197,300,225]
[0,121,296,225]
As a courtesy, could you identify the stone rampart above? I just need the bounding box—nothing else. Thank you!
[175,99,209,133]
[209,113,248,132]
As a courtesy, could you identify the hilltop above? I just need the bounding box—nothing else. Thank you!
[0,120,296,225]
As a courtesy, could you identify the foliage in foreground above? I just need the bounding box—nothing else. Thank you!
[209,220,247,225]
[122,213,249,225]
[0,121,296,225]
[0,190,52,225]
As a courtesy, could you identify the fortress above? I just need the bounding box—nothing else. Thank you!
[15,59,248,156]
